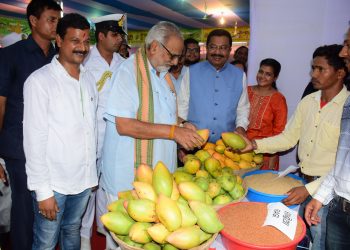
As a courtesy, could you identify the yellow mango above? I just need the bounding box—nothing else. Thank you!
[152,161,173,197]
[156,194,182,232]
[135,164,153,184]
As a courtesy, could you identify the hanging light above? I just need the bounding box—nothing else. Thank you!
[219,12,225,25]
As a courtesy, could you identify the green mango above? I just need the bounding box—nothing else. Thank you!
[213,194,233,205]
[189,201,224,234]
[100,211,135,235]
[127,199,157,222]
[176,200,197,227]
[229,183,245,200]
[129,222,152,244]
[143,242,161,250]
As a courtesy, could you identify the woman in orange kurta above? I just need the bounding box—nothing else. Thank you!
[246,58,288,170]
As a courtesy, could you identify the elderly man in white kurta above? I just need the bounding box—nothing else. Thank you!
[101,21,203,250]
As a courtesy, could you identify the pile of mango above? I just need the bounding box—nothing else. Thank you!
[101,161,224,250]
[195,131,264,171]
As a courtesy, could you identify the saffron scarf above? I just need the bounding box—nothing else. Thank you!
[134,46,176,169]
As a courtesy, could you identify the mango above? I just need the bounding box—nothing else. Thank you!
[156,194,182,232]
[178,181,206,202]
[184,158,201,174]
[221,132,246,150]
[176,200,197,227]
[212,152,225,166]
[107,199,127,214]
[195,177,209,191]
[224,148,241,161]
[216,175,236,191]
[173,171,193,184]
[229,183,245,200]
[224,158,237,169]
[118,190,136,200]
[196,169,209,178]
[162,244,179,250]
[143,242,161,250]
[253,153,264,164]
[147,223,170,244]
[207,182,221,198]
[239,152,254,162]
[238,160,251,169]
[203,142,216,150]
[198,229,212,244]
[206,148,215,156]
[210,168,223,178]
[215,139,226,146]
[123,236,143,248]
[194,150,211,163]
[100,211,135,235]
[197,129,209,145]
[183,154,198,162]
[127,199,157,222]
[133,181,157,202]
[221,167,233,176]
[204,157,220,173]
[189,201,224,233]
[213,194,233,205]
[129,222,152,244]
[215,145,226,154]
[135,164,153,184]
[152,161,173,197]
[170,180,180,200]
[166,225,202,249]
[205,192,213,205]
[236,175,243,184]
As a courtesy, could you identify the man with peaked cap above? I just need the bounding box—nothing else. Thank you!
[80,13,126,250]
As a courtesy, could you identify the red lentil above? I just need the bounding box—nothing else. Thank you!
[218,203,303,246]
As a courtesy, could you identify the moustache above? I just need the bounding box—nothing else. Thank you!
[311,78,319,85]
[210,54,224,58]
[73,50,88,56]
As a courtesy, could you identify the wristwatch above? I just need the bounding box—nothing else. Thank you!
[179,120,188,127]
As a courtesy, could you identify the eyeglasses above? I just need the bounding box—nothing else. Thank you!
[159,42,182,61]
[207,44,230,52]
[186,48,200,53]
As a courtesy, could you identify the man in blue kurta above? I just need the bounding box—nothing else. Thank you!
[178,29,250,142]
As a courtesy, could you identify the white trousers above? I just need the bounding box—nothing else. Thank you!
[105,191,119,250]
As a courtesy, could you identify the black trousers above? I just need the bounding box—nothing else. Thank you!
[5,158,33,250]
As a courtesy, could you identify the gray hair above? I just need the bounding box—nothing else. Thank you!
[145,21,183,49]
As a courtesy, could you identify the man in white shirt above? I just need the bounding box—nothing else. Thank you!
[23,13,98,249]
[80,14,126,249]
[305,28,350,250]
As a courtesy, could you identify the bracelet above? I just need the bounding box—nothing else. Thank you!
[169,125,176,140]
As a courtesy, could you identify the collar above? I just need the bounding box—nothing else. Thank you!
[205,60,229,72]
[312,85,349,105]
[52,56,86,78]
[147,58,168,79]
[25,34,55,55]
[90,45,123,65]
